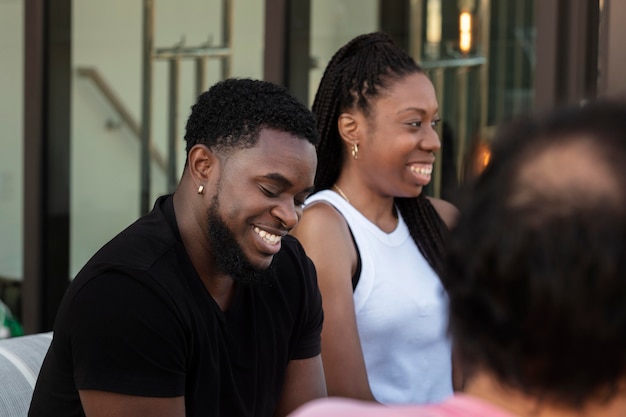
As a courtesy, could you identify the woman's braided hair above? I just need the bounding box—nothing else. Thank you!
[311,31,448,277]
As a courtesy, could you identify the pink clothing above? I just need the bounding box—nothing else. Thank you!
[289,394,518,417]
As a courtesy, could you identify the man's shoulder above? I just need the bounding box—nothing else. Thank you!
[65,210,187,310]
[279,234,306,254]
[273,235,312,277]
[80,205,179,278]
[270,234,320,306]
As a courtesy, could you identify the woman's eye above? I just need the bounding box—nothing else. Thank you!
[409,118,441,129]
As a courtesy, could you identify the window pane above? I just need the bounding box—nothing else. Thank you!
[0,0,24,317]
[307,0,536,197]
[70,0,264,277]
[417,0,536,193]
[309,0,380,105]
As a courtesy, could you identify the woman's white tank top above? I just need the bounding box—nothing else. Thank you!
[305,190,453,404]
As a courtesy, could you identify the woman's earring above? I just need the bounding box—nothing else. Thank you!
[197,185,204,195]
[351,143,359,160]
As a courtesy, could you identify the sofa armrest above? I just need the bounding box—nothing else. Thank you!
[0,332,53,417]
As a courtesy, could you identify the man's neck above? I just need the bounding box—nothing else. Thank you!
[172,185,235,311]
[464,371,626,417]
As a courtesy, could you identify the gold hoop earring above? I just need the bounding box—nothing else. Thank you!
[351,143,359,160]
[197,185,204,195]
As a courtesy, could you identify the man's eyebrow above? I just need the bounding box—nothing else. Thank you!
[261,173,315,194]
[261,172,293,187]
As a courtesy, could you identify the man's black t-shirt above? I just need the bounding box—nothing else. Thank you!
[28,195,323,417]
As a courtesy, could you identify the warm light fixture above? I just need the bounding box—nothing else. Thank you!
[427,0,442,44]
[459,11,472,53]
[474,141,491,174]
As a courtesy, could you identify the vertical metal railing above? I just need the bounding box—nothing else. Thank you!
[493,0,508,124]
[140,0,154,215]
[167,55,181,193]
[409,0,424,60]
[221,0,233,81]
[140,0,233,214]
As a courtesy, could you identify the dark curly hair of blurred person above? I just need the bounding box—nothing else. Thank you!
[184,78,319,155]
[445,100,626,408]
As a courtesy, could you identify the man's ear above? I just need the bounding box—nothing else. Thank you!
[337,112,360,146]
[187,144,218,183]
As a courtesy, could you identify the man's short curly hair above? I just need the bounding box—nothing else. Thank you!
[184,78,319,154]
[445,100,626,407]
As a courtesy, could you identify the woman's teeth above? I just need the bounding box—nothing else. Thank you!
[410,166,432,175]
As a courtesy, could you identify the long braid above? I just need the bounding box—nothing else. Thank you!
[311,57,344,190]
[311,31,449,276]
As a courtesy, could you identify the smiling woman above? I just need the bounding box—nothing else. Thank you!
[290,32,458,405]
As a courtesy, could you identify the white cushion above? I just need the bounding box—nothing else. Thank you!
[0,333,52,417]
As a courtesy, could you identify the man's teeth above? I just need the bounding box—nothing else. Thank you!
[410,166,432,175]
[254,227,281,244]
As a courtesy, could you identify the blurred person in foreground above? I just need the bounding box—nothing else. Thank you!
[29,78,326,417]
[289,100,626,417]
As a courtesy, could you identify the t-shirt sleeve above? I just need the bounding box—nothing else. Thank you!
[286,237,323,360]
[65,269,188,397]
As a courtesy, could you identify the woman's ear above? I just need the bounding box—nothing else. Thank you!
[187,144,217,183]
[337,112,360,146]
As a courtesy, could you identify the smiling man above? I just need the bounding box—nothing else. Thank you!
[29,78,325,417]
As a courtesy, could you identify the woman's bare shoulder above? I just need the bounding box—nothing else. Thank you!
[291,201,357,285]
[426,196,459,229]
[291,201,353,248]
[295,201,348,231]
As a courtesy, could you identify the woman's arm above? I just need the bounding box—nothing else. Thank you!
[291,202,376,401]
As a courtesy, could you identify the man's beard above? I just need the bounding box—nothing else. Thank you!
[206,194,275,286]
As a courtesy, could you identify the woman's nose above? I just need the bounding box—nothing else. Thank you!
[422,125,441,152]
